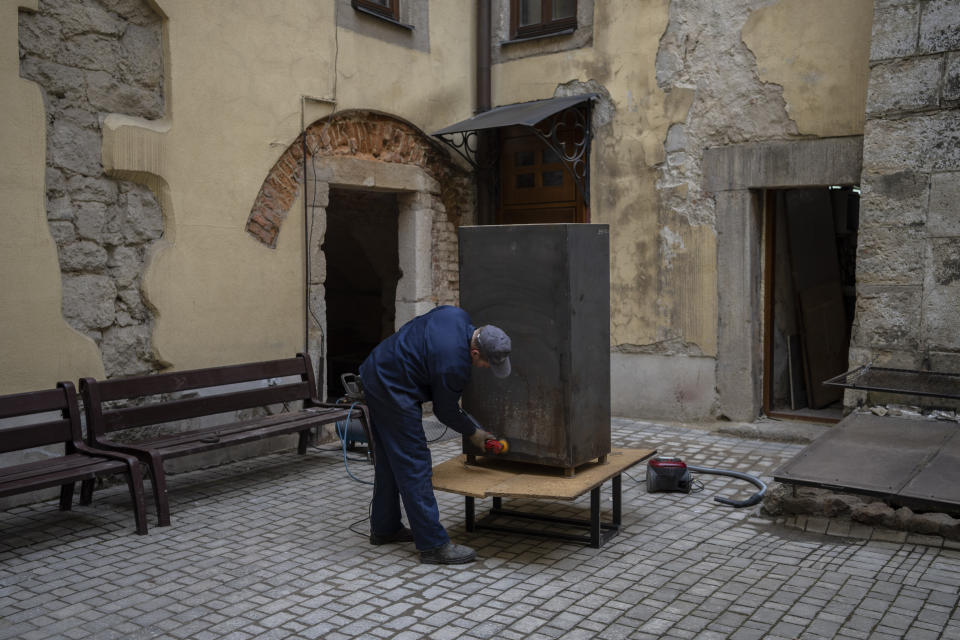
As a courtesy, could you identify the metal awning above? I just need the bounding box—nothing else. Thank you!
[432,94,597,201]
[432,93,596,136]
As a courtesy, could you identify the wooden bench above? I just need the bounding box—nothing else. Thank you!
[80,353,369,527]
[0,382,148,535]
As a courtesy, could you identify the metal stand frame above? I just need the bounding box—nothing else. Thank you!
[464,475,622,548]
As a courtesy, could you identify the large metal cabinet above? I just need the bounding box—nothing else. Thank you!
[460,224,611,470]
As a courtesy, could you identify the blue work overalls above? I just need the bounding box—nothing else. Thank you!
[359,306,478,551]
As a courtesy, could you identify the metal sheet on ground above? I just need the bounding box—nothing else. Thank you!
[432,447,655,500]
[774,414,957,494]
[899,429,960,506]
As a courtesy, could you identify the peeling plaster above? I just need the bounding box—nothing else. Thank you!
[742,0,872,137]
[659,225,684,269]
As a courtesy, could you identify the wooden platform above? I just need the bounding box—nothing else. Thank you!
[433,447,656,499]
[433,447,657,548]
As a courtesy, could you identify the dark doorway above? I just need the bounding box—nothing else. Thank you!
[323,189,400,400]
[764,186,859,422]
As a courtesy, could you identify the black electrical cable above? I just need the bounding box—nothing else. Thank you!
[348,499,372,537]
[687,465,767,507]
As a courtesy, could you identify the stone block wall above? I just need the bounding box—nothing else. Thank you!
[18,0,166,378]
[852,0,960,385]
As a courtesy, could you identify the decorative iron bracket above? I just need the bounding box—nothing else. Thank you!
[528,101,592,203]
[434,97,594,205]
[435,130,499,171]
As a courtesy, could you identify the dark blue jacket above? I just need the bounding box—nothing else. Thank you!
[359,306,477,435]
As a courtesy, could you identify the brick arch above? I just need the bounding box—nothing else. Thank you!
[246,110,468,248]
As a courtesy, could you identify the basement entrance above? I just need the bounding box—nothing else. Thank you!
[764,186,860,423]
[323,188,400,400]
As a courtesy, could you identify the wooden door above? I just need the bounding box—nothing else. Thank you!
[498,126,585,224]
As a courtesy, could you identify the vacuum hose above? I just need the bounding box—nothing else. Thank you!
[687,466,767,508]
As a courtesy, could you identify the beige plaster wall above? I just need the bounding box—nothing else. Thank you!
[104,1,476,372]
[492,0,872,360]
[104,1,332,370]
[492,0,703,352]
[743,0,873,137]
[0,0,104,393]
[336,3,476,135]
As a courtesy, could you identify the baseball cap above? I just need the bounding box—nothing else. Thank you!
[476,325,512,378]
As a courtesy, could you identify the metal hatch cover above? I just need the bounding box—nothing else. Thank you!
[773,413,958,501]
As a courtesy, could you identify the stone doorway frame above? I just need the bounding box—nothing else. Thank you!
[703,136,863,422]
[245,111,472,399]
[305,156,442,398]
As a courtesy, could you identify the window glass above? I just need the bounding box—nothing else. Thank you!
[519,0,541,27]
[542,170,564,187]
[542,147,561,164]
[553,0,575,19]
[516,173,536,188]
[353,0,399,20]
[515,150,536,166]
[512,0,576,38]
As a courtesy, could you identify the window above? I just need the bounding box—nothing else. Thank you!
[510,0,576,40]
[352,0,399,22]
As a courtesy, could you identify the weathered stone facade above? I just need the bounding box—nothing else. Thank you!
[656,0,801,226]
[18,0,165,377]
[851,0,960,387]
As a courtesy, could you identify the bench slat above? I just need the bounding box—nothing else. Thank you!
[0,418,75,453]
[101,406,352,450]
[0,454,125,487]
[94,357,310,402]
[0,387,67,419]
[101,381,313,432]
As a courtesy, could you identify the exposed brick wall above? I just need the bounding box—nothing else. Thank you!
[246,111,470,251]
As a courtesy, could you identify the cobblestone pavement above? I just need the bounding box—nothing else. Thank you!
[2,418,959,640]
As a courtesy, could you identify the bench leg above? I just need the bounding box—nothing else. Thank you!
[79,478,95,505]
[59,483,75,511]
[125,463,149,535]
[145,454,171,527]
[297,429,309,455]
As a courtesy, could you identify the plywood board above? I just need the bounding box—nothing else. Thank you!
[432,447,656,500]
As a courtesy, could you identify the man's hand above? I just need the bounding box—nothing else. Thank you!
[468,428,495,449]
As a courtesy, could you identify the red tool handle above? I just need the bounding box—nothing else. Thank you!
[484,438,509,454]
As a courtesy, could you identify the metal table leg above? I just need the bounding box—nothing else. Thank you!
[590,486,601,547]
[465,496,475,532]
[466,473,624,548]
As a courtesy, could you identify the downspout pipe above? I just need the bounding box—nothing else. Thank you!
[476,0,493,225]
[477,0,491,112]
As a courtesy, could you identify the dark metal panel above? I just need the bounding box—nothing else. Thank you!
[900,429,960,506]
[432,94,596,135]
[773,413,956,494]
[824,365,960,400]
[459,224,611,469]
[567,225,611,466]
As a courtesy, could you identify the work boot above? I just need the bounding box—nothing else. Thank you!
[369,527,414,545]
[420,542,476,565]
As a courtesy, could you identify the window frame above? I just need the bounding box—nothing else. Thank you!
[352,0,400,22]
[510,0,577,40]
